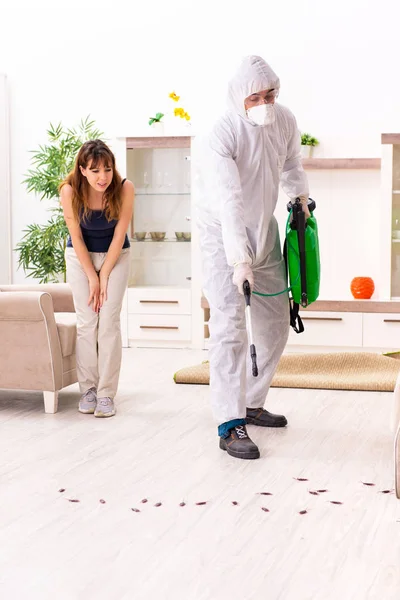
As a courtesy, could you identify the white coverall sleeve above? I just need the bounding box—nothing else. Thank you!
[207,121,252,268]
[280,114,309,200]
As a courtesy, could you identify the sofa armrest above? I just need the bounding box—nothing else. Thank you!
[0,284,75,312]
[0,292,64,391]
[0,291,53,320]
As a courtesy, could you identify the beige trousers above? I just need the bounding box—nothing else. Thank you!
[65,248,130,399]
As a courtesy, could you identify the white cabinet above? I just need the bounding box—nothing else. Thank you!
[381,135,400,299]
[362,313,400,348]
[202,298,400,351]
[126,287,192,348]
[126,286,192,348]
[287,311,363,347]
[113,135,200,349]
[286,304,400,351]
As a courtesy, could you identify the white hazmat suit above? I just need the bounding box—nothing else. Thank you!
[196,55,309,426]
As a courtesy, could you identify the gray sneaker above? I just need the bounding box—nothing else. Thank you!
[79,387,97,414]
[94,397,116,418]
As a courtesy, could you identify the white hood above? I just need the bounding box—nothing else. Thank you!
[226,55,280,119]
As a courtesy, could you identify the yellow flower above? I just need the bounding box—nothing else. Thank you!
[169,92,180,102]
[184,112,190,121]
[174,107,184,117]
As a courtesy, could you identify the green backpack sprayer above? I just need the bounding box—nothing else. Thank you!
[284,197,320,332]
[244,197,321,377]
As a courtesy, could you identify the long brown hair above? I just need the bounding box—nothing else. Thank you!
[60,139,123,222]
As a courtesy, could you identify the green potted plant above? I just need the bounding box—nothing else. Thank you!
[15,116,103,283]
[148,112,165,133]
[301,132,319,158]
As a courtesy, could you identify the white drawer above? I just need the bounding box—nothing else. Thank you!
[287,311,363,347]
[128,287,191,315]
[363,313,400,348]
[128,314,191,341]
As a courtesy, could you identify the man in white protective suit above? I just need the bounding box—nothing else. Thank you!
[195,55,310,460]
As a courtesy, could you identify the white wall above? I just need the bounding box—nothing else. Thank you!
[1,0,400,292]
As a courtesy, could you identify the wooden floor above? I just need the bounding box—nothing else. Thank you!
[0,348,399,600]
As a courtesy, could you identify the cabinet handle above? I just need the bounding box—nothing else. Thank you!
[139,300,179,304]
[383,319,400,323]
[140,326,179,330]
[301,317,343,321]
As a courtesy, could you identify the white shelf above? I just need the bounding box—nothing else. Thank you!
[301,158,380,169]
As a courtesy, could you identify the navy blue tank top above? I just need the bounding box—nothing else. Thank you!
[66,179,130,252]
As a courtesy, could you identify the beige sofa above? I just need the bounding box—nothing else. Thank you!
[0,284,77,413]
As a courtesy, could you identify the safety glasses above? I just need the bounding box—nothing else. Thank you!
[247,89,279,105]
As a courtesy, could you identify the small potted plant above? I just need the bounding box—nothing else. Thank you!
[148,112,165,133]
[301,132,319,158]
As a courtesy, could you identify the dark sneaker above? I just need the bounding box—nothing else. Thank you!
[79,387,97,414]
[219,424,260,459]
[246,407,288,428]
[94,397,116,418]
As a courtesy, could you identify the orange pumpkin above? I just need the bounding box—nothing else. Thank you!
[350,277,375,299]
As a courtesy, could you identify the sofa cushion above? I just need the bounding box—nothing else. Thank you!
[54,313,77,357]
